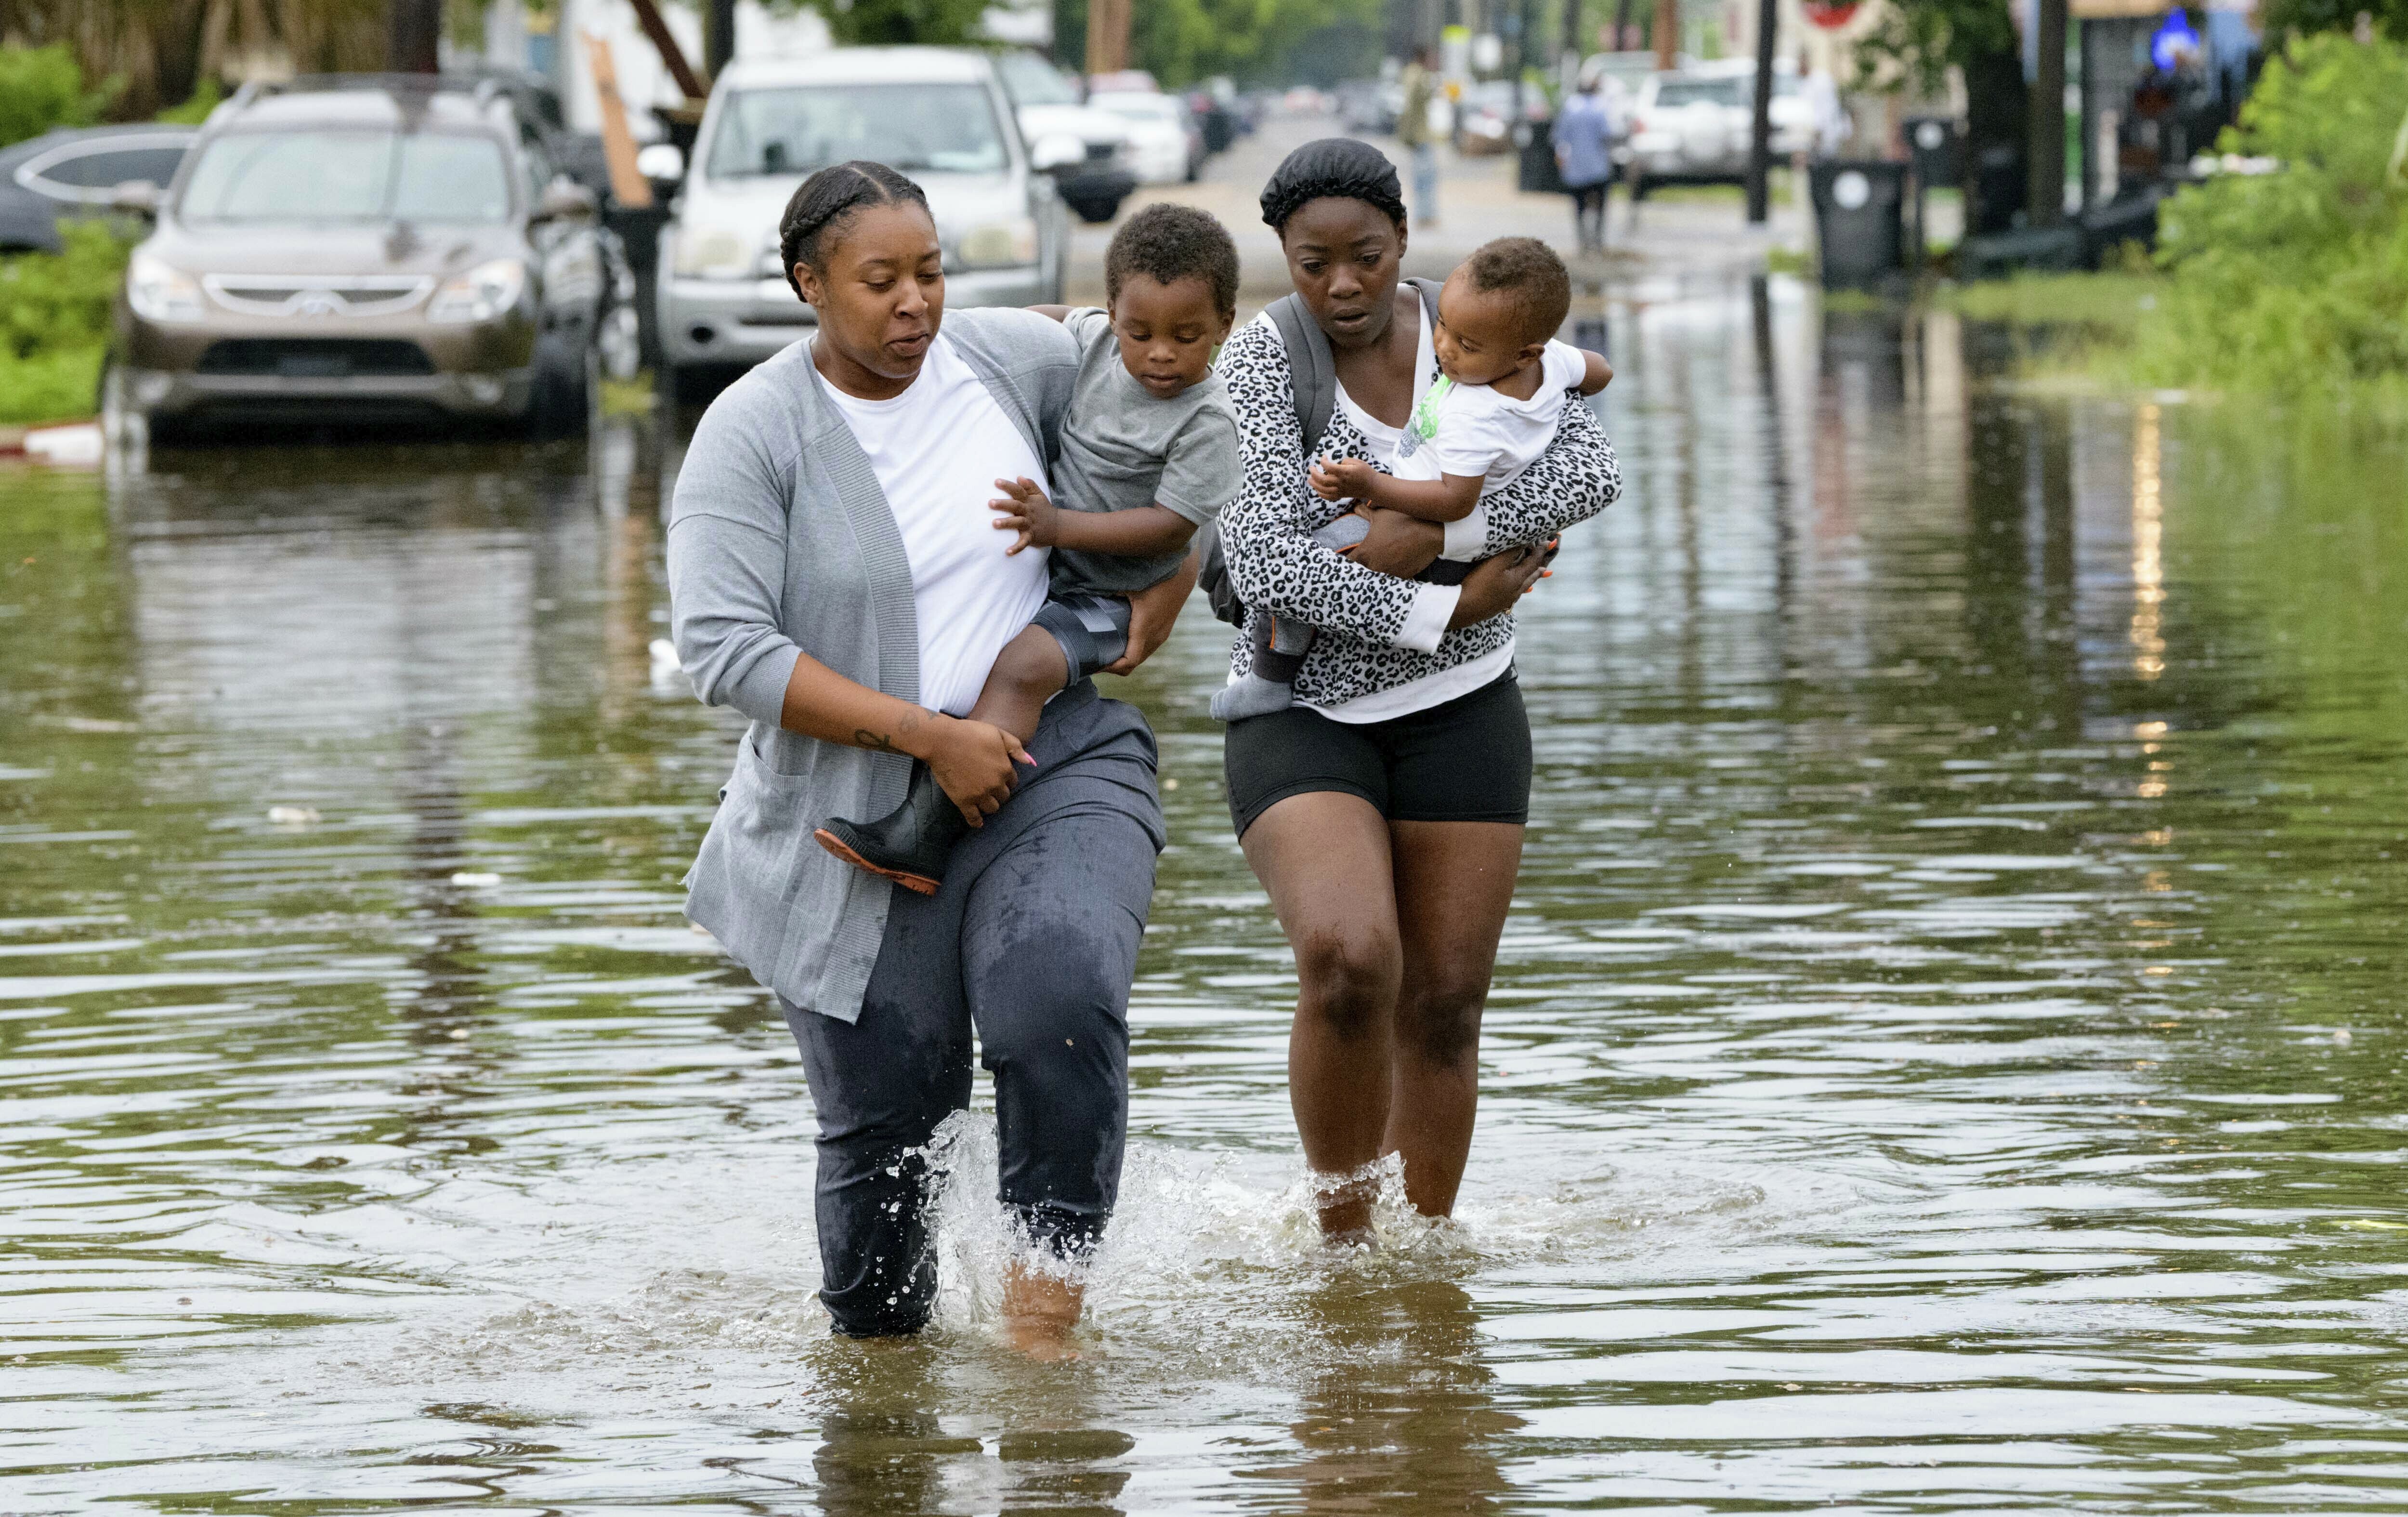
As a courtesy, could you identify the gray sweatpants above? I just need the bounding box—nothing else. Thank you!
[779,680,1164,1337]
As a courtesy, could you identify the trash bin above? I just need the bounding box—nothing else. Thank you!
[1808,159,1907,290]
[1902,115,1961,190]
[1517,119,1565,195]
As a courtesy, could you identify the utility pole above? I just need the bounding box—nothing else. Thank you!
[1743,0,1777,222]
[389,0,441,73]
[2028,0,2068,224]
[1086,0,1130,76]
[705,0,736,82]
[1652,0,1679,69]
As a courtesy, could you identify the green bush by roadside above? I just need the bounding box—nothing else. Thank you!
[0,45,107,149]
[0,220,131,425]
[2136,33,2408,404]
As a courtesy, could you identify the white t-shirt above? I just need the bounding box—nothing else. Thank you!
[822,334,1050,718]
[1396,340,1588,564]
[1307,303,1525,726]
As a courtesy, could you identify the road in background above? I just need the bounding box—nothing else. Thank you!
[1069,106,1809,315]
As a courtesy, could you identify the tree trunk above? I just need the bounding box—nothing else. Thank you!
[389,0,441,73]
[1962,42,2028,235]
[1744,0,1778,222]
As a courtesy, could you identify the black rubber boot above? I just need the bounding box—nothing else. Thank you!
[814,763,970,896]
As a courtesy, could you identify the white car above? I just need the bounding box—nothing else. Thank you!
[654,48,1069,398]
[1622,60,1814,196]
[1087,91,1199,185]
[993,50,1137,224]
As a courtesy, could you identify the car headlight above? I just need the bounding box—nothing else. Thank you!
[954,215,1038,271]
[428,259,527,323]
[126,252,204,322]
[672,223,755,280]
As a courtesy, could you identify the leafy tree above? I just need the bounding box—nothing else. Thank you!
[1849,0,2029,234]
[1053,0,1382,86]
[0,44,107,148]
[810,0,994,45]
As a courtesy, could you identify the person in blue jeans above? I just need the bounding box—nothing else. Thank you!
[667,162,1194,1359]
[1555,70,1616,253]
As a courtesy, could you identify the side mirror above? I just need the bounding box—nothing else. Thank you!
[1030,132,1086,173]
[111,180,161,216]
[537,177,599,221]
[635,142,684,182]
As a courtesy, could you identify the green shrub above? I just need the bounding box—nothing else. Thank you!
[0,220,128,424]
[0,220,129,359]
[0,45,106,149]
[2135,33,2408,401]
[0,346,103,425]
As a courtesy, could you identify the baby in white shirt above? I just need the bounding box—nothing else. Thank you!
[1211,237,1611,722]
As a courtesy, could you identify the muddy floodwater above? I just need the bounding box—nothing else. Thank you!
[4,282,2407,1513]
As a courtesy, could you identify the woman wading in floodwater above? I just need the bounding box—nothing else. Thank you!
[668,162,1189,1354]
[1214,140,1620,1238]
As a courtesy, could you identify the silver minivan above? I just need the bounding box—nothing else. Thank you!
[653,47,1071,400]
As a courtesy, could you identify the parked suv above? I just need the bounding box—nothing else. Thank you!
[108,75,639,440]
[654,47,1069,400]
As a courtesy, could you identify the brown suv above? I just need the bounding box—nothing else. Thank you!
[108,75,637,440]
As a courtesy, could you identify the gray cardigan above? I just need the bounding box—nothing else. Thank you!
[667,309,1081,1020]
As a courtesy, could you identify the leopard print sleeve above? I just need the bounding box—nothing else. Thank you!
[1216,318,1424,646]
[1473,393,1622,555]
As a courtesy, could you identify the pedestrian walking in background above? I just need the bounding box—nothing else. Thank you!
[1397,46,1441,228]
[1554,70,1617,254]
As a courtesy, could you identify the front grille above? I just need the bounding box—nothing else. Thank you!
[203,274,432,318]
[196,339,436,378]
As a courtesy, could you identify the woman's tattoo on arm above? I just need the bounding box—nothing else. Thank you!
[854,728,898,753]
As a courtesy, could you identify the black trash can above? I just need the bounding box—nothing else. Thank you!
[1809,160,1907,290]
[1902,115,1961,189]
[1517,119,1565,194]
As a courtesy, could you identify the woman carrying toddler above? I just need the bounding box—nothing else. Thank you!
[1212,138,1623,1241]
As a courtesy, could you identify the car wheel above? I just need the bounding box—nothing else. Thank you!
[526,324,592,440]
[1065,195,1121,224]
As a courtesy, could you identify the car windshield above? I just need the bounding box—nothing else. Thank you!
[995,53,1078,106]
[707,84,1006,179]
[1093,94,1177,121]
[1654,79,1746,108]
[179,131,512,222]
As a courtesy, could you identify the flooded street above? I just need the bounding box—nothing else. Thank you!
[5,278,2407,1512]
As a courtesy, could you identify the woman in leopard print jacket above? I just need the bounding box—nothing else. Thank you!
[1216,139,1620,1240]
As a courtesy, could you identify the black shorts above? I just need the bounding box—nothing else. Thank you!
[1223,670,1532,838]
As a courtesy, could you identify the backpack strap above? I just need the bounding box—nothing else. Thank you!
[1266,292,1336,458]
[1198,281,1447,630]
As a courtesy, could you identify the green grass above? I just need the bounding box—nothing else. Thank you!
[1935,270,2162,339]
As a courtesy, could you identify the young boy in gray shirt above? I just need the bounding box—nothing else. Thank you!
[816,203,1241,893]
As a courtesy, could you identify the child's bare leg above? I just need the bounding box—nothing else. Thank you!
[968,624,1071,746]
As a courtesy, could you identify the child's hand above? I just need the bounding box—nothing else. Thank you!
[1308,457,1375,502]
[991,476,1060,554]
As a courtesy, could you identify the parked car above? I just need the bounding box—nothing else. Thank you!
[1453,80,1547,156]
[1621,60,1810,196]
[992,48,1138,224]
[1088,90,1201,184]
[0,124,194,252]
[654,47,1069,400]
[107,75,639,442]
[1334,78,1397,134]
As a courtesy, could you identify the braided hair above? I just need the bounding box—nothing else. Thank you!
[1257,138,1408,235]
[778,161,930,297]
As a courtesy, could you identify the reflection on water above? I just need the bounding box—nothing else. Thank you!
[3,279,2406,1512]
